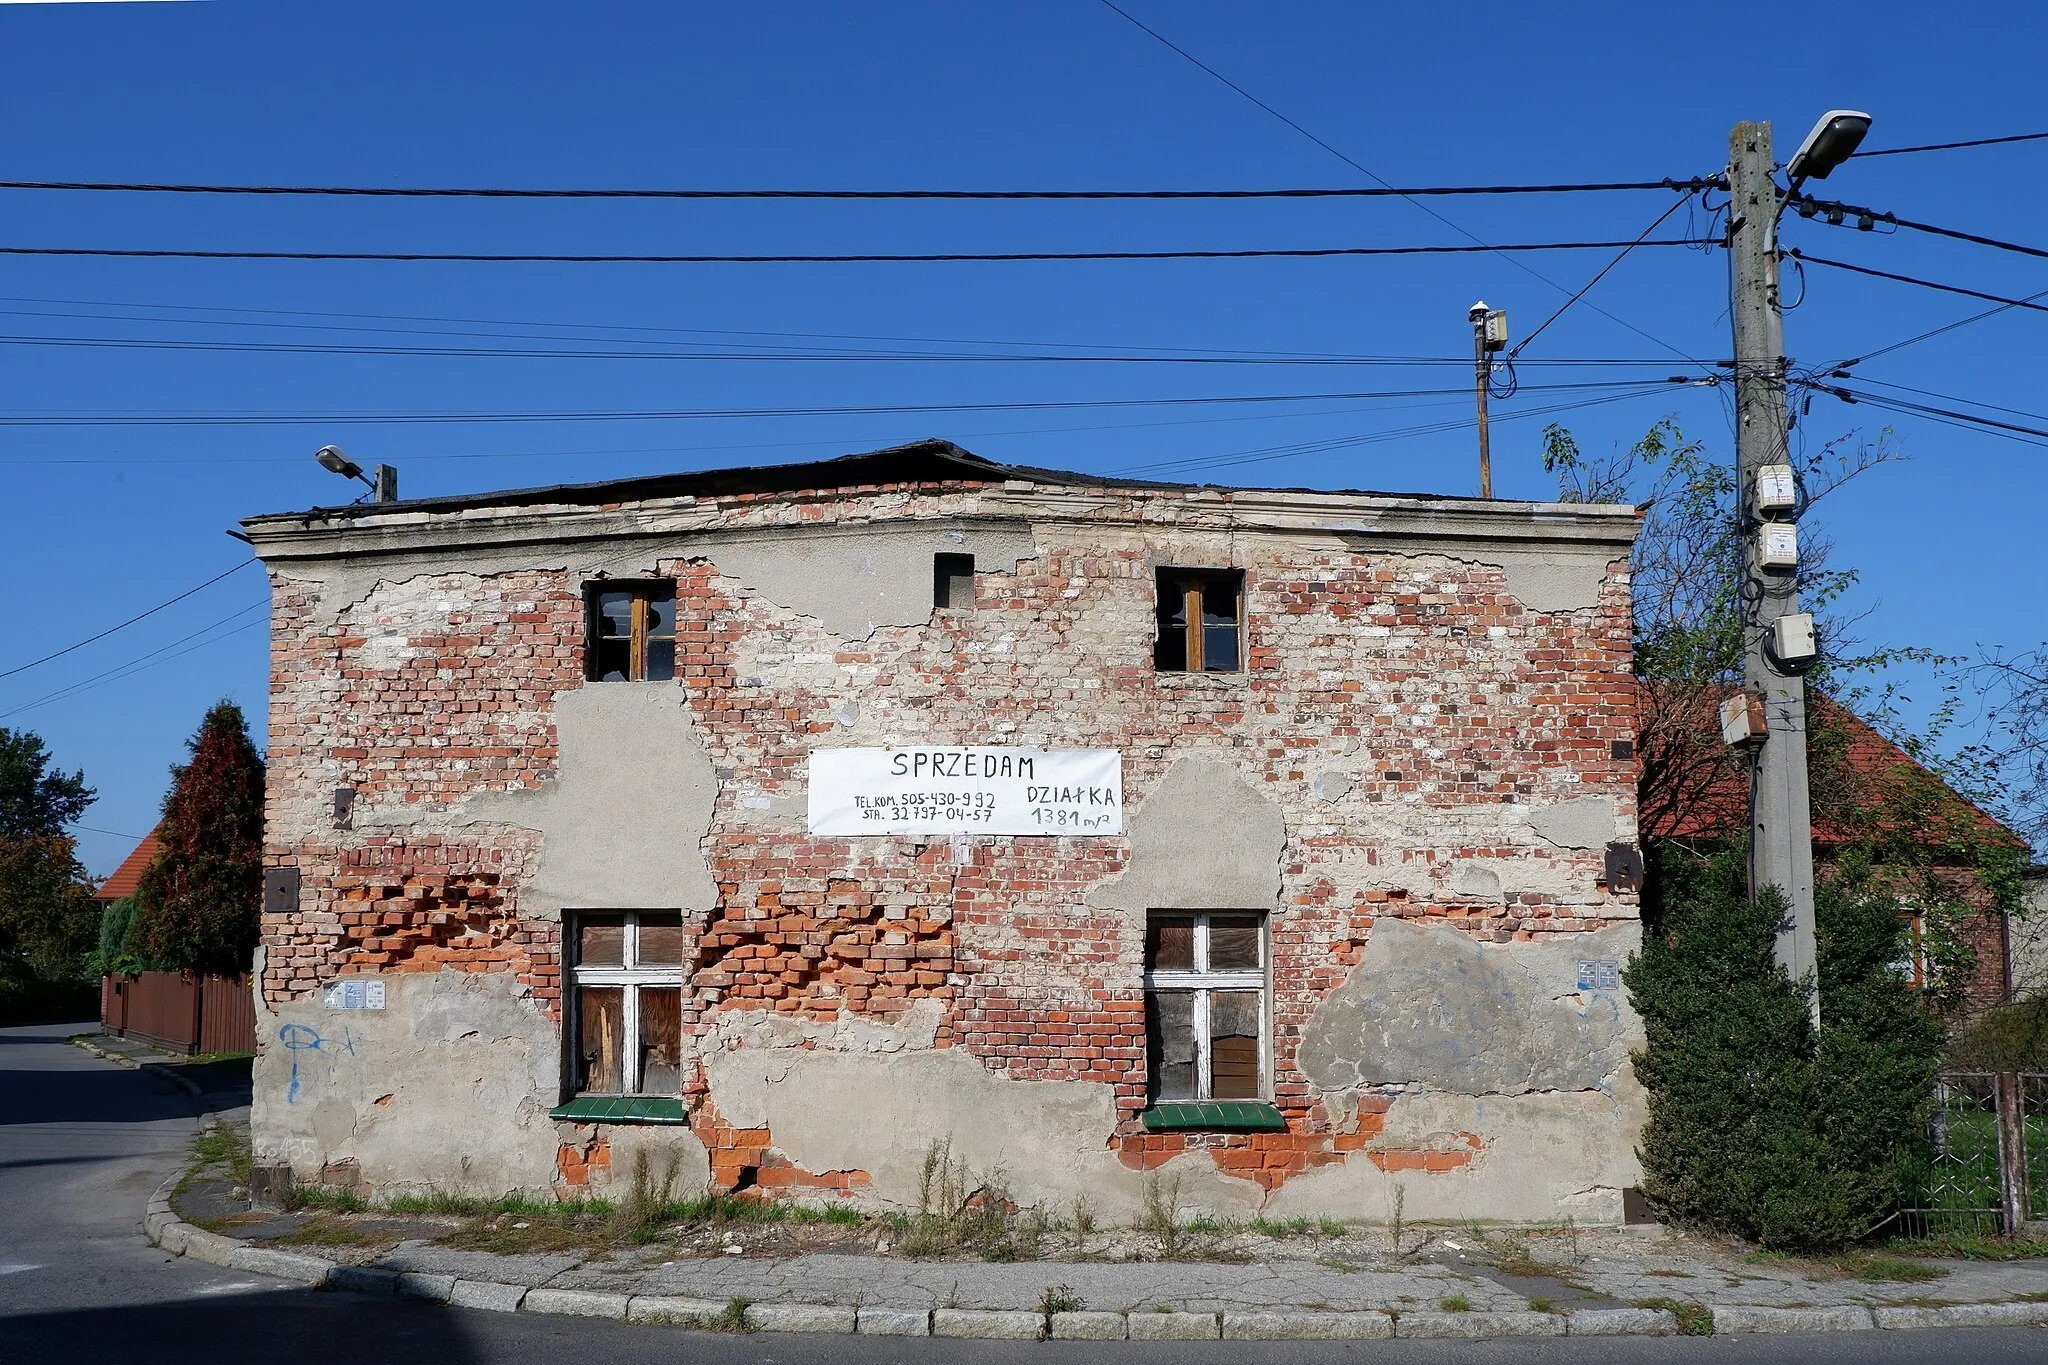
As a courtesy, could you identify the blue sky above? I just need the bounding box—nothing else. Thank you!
[2,1,2042,875]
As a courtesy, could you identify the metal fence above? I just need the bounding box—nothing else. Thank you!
[1893,1071,2046,1236]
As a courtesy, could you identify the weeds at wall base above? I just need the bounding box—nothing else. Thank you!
[1632,1298,1715,1335]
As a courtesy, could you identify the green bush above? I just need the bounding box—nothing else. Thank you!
[1627,844,1943,1252]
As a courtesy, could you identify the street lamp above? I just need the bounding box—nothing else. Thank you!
[1786,109,1872,184]
[315,445,398,502]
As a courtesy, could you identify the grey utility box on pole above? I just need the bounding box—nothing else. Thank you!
[1727,121,1819,1025]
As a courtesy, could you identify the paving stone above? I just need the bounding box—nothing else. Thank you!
[1128,1311,1221,1340]
[1397,1310,1566,1338]
[744,1304,857,1334]
[524,1287,630,1319]
[448,1280,527,1313]
[932,1309,1045,1340]
[1050,1311,1128,1340]
[628,1296,730,1325]
[332,1266,399,1295]
[226,1245,333,1285]
[1873,1303,2048,1331]
[396,1272,456,1303]
[1567,1308,1677,1336]
[1222,1311,1393,1340]
[1712,1305,1875,1333]
[856,1307,931,1336]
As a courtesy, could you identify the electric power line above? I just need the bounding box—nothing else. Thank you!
[1790,250,2048,318]
[0,177,1702,200]
[0,602,270,721]
[1092,0,1717,371]
[1832,284,2048,369]
[1509,195,1695,359]
[1853,131,2048,158]
[0,238,1709,265]
[1826,385,2048,448]
[0,377,1695,428]
[0,559,258,680]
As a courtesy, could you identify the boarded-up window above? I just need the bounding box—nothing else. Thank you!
[1143,911,1267,1103]
[569,911,686,1096]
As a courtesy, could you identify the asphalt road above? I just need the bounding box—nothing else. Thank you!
[3,1020,2044,1364]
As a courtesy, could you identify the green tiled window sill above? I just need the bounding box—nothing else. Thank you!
[1141,1100,1287,1132]
[548,1095,689,1125]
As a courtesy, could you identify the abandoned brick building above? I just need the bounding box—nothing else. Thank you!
[244,440,1648,1224]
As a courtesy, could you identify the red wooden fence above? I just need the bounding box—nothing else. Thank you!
[100,972,257,1056]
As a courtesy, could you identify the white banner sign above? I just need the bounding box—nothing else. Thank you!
[808,747,1123,836]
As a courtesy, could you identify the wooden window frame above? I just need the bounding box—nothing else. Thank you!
[568,910,684,1097]
[584,581,676,683]
[1143,911,1270,1103]
[1154,568,1245,674]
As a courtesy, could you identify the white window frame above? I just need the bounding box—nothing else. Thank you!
[1143,912,1270,1102]
[570,910,685,1096]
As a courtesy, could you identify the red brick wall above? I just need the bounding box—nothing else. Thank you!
[261,482,1639,1185]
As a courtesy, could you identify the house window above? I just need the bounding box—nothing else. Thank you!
[569,911,684,1095]
[1893,912,1931,991]
[1154,569,1243,673]
[1144,912,1267,1102]
[586,583,676,682]
[933,552,976,610]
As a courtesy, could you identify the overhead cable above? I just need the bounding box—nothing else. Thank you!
[1789,250,2048,317]
[0,238,1709,265]
[1093,0,1715,369]
[0,177,1703,200]
[0,558,257,680]
[1831,285,2048,369]
[1508,195,1694,359]
[1853,131,2048,158]
[0,377,1691,427]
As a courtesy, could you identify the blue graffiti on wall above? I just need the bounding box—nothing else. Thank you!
[279,1022,358,1103]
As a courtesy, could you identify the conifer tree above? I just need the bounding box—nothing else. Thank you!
[130,701,265,977]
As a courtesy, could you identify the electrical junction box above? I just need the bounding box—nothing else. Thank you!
[1483,310,1508,352]
[1755,463,1798,512]
[1721,690,1768,746]
[1773,612,1818,664]
[1759,522,1799,570]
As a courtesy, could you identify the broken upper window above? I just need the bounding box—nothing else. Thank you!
[933,552,976,610]
[570,911,685,1096]
[586,582,676,683]
[1154,568,1243,673]
[1144,912,1267,1103]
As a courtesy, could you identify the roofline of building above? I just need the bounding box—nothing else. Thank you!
[239,439,1642,567]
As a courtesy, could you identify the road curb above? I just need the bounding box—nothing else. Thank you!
[70,1034,207,1102]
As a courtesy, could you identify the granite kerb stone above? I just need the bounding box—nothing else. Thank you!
[1222,1310,1394,1340]
[1711,1305,1876,1333]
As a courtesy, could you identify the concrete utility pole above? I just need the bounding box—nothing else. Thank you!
[1727,121,1819,1024]
[1470,302,1493,497]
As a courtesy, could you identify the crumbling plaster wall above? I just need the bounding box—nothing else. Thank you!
[255,481,1643,1217]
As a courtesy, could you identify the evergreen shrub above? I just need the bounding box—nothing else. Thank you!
[1626,843,1943,1251]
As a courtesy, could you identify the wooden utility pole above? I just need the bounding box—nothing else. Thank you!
[1728,121,1819,1026]
[1470,301,1499,497]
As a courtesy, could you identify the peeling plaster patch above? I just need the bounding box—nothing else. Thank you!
[1264,1084,1643,1225]
[703,522,1036,638]
[1529,795,1619,851]
[1312,771,1355,804]
[448,684,719,919]
[704,999,945,1057]
[1447,862,1503,902]
[1320,541,1608,614]
[702,1046,1259,1218]
[252,971,580,1197]
[1088,756,1284,913]
[1296,918,1639,1095]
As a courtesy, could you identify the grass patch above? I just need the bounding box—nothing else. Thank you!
[187,1120,252,1187]
[687,1297,751,1333]
[273,1215,389,1248]
[1833,1253,1946,1284]
[1644,1268,1693,1278]
[1438,1295,1470,1312]
[290,1187,369,1214]
[1526,1297,1554,1313]
[1633,1298,1714,1336]
[894,1138,1046,1262]
[1882,1233,2048,1261]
